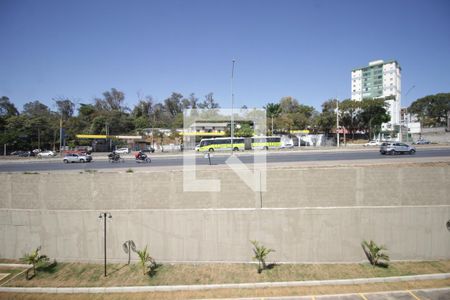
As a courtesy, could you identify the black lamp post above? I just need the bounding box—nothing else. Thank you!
[99,212,112,276]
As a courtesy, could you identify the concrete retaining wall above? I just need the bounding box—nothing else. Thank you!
[1,164,450,263]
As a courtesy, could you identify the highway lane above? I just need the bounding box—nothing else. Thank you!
[0,147,449,172]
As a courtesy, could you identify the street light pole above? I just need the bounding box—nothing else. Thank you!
[231,59,235,154]
[99,212,112,277]
[404,85,416,143]
[336,98,340,148]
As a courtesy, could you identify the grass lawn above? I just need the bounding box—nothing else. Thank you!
[3,260,450,288]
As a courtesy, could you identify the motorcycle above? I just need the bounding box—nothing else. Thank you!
[108,152,124,163]
[135,153,151,163]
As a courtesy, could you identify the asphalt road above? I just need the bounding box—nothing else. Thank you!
[0,147,449,173]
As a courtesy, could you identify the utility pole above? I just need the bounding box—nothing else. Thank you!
[404,85,416,143]
[59,116,63,155]
[3,128,6,156]
[231,59,235,154]
[336,99,340,148]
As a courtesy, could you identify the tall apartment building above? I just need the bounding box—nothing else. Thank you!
[351,59,401,126]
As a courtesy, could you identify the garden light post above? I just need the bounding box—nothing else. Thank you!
[99,212,112,277]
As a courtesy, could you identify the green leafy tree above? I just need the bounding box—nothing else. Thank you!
[235,123,254,137]
[251,240,274,273]
[361,240,390,267]
[340,99,360,140]
[318,99,337,134]
[409,93,450,127]
[359,98,390,138]
[21,246,49,279]
[0,97,20,152]
[164,92,183,118]
[264,103,281,134]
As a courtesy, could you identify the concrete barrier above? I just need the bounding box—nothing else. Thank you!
[0,164,449,262]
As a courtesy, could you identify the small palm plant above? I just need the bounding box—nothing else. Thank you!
[21,246,49,279]
[361,240,390,267]
[251,240,274,273]
[135,246,154,275]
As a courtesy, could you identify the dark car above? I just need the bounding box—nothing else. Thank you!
[141,147,155,153]
[11,150,31,157]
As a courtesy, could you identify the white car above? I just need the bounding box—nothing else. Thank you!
[115,148,130,154]
[63,153,92,163]
[364,140,381,147]
[37,150,56,157]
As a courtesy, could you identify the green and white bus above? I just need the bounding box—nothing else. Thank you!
[196,136,282,152]
[196,137,245,152]
[251,136,282,150]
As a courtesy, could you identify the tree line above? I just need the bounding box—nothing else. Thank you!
[0,89,448,152]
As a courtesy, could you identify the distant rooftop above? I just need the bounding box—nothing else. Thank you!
[352,59,400,72]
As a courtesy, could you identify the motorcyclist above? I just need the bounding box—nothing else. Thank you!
[135,150,144,160]
[108,151,120,162]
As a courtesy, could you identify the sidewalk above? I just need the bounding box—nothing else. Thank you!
[0,272,449,294]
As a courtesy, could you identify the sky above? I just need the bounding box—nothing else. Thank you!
[0,0,449,113]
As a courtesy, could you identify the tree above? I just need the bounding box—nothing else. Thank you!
[0,97,19,153]
[340,99,360,140]
[0,96,19,119]
[95,88,126,112]
[279,96,299,114]
[164,92,183,117]
[235,123,253,137]
[251,240,274,274]
[135,245,155,275]
[54,98,75,120]
[21,246,49,279]
[21,101,59,150]
[265,103,281,134]
[409,93,450,127]
[198,92,220,109]
[361,240,390,267]
[317,99,337,134]
[359,98,390,138]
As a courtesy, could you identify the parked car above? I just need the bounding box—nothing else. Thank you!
[380,142,416,155]
[141,147,155,153]
[37,150,56,158]
[414,138,431,145]
[63,153,92,163]
[364,140,381,147]
[115,148,130,154]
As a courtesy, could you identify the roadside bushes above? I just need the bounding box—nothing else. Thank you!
[21,246,50,280]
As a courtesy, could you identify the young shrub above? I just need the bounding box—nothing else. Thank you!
[135,245,155,275]
[251,240,274,273]
[361,240,390,267]
[21,246,49,279]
